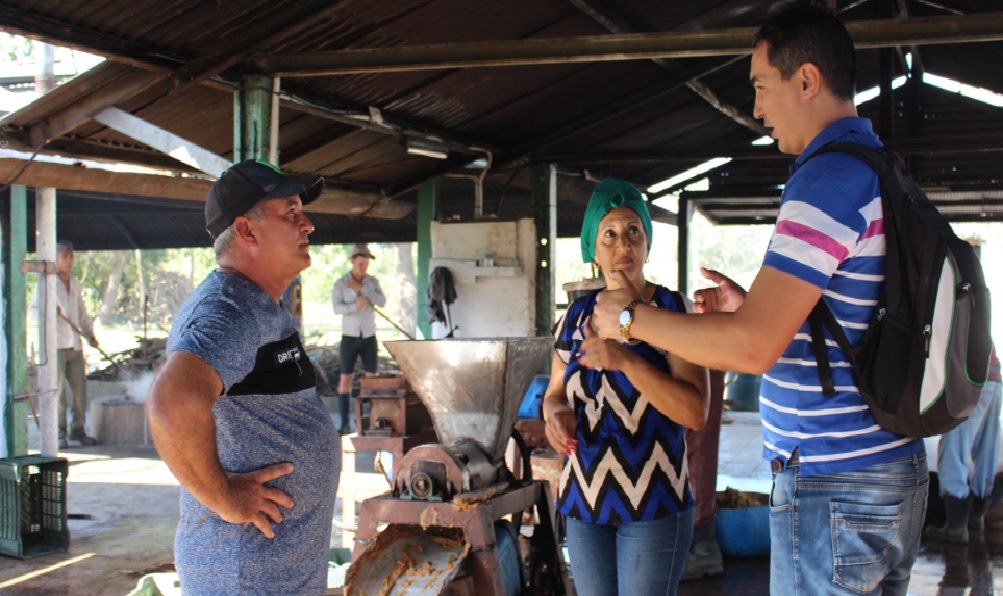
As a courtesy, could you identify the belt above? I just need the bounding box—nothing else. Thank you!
[771,448,799,474]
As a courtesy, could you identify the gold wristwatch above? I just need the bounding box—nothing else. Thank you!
[619,299,641,345]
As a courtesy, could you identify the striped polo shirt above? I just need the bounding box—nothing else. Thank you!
[760,117,924,476]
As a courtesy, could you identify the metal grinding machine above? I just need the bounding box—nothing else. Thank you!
[345,338,570,595]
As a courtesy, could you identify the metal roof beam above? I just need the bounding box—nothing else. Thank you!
[567,0,766,136]
[169,1,347,86]
[91,107,232,176]
[0,158,210,200]
[22,68,161,148]
[502,60,730,168]
[0,157,411,217]
[534,132,1003,164]
[250,13,1003,76]
[0,7,180,72]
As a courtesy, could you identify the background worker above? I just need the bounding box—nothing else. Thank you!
[332,243,386,434]
[54,239,99,448]
[926,344,1001,543]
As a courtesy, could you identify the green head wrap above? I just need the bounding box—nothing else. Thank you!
[580,178,653,263]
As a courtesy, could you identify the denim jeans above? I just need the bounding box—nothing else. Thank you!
[565,508,693,596]
[769,453,928,596]
[937,379,1002,499]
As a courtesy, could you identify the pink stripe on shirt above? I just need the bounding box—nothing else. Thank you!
[862,218,884,239]
[775,219,849,262]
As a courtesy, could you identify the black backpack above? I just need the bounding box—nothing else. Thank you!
[805,142,992,438]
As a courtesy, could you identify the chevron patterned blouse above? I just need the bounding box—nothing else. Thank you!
[553,286,693,524]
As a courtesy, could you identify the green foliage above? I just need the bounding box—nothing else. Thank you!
[690,214,773,291]
[301,242,417,339]
[0,34,33,63]
[69,248,215,328]
[38,243,416,337]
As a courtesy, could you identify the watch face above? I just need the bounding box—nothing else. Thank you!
[619,308,631,326]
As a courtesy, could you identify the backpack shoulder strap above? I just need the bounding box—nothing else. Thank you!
[801,141,886,397]
[807,300,857,397]
[805,141,892,176]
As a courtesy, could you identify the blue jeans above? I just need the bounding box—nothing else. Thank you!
[565,509,693,596]
[937,379,1002,499]
[769,453,928,596]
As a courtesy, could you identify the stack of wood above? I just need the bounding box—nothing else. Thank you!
[88,338,167,381]
[88,335,400,394]
[302,339,399,397]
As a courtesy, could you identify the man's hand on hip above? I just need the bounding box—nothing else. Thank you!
[218,463,295,539]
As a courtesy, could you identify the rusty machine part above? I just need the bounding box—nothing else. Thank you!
[355,374,434,438]
[394,440,497,501]
[347,338,571,596]
[351,374,439,477]
[381,338,548,465]
[347,526,470,594]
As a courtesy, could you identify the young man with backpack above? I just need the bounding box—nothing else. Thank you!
[587,6,934,594]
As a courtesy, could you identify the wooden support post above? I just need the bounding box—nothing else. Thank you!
[677,196,692,295]
[416,180,435,339]
[2,185,30,457]
[341,435,356,549]
[532,164,556,339]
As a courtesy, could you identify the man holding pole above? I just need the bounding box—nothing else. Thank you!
[54,240,99,448]
[332,243,386,434]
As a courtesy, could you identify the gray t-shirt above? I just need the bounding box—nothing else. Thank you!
[168,270,340,595]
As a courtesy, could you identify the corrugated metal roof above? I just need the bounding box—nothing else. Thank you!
[1,0,1002,249]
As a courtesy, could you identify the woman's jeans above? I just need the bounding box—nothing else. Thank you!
[769,453,928,596]
[565,508,693,596]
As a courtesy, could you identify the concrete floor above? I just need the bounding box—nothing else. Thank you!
[1,411,1002,595]
[0,413,388,596]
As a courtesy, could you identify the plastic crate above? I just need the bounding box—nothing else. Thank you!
[0,455,70,558]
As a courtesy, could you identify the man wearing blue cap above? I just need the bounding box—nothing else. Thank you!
[148,159,340,595]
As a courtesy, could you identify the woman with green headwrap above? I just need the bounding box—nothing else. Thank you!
[541,178,710,595]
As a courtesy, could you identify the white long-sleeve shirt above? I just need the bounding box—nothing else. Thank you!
[55,276,95,350]
[332,272,386,338]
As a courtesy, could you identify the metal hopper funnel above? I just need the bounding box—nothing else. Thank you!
[383,338,551,464]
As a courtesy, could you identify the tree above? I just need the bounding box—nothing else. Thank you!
[391,242,417,337]
[98,253,126,325]
[0,34,33,63]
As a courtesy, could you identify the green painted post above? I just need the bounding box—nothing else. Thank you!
[532,164,556,339]
[3,185,29,456]
[233,75,275,163]
[416,180,435,339]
